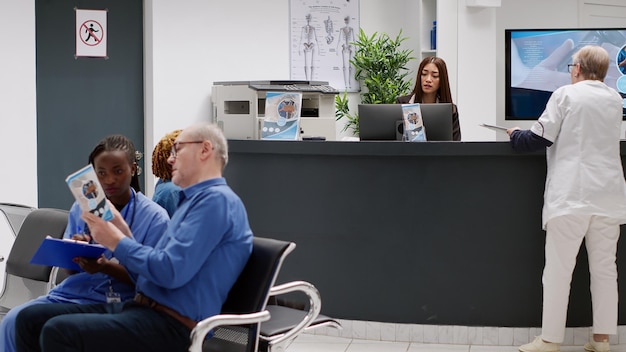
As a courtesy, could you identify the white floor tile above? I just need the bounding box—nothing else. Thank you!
[408,343,469,351]
[562,327,574,346]
[396,323,411,342]
[352,320,367,340]
[498,327,513,346]
[288,335,350,352]
[347,340,410,352]
[469,346,518,352]
[287,342,349,352]
[468,326,483,345]
[288,331,626,352]
[513,327,530,346]
[423,324,438,343]
[380,322,396,341]
[608,345,626,352]
[438,325,455,344]
[294,334,351,344]
[365,321,381,341]
[482,327,498,345]
[338,319,353,339]
[573,327,590,345]
[410,324,424,343]
[560,347,590,352]
[619,326,626,344]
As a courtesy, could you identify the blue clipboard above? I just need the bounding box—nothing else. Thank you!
[30,236,107,271]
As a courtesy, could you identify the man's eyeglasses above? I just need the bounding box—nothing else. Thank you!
[567,63,577,73]
[170,141,204,158]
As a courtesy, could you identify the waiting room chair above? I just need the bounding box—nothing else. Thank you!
[258,281,342,352]
[0,203,36,237]
[0,208,68,313]
[0,203,36,297]
[189,236,296,352]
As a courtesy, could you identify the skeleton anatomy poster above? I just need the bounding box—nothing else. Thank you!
[289,0,360,92]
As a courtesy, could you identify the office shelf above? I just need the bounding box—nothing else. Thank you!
[420,0,437,59]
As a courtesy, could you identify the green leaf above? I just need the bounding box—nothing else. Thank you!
[336,28,415,136]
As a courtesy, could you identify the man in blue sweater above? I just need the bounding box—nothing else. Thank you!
[15,123,254,352]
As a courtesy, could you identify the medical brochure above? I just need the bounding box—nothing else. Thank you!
[261,92,303,140]
[65,164,113,221]
[401,103,426,142]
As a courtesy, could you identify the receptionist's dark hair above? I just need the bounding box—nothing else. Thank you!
[410,56,453,104]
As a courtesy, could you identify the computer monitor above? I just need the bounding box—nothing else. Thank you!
[505,28,626,120]
[419,103,454,141]
[358,103,454,141]
[357,104,401,141]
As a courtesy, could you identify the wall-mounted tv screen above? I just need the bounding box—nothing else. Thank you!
[505,28,626,120]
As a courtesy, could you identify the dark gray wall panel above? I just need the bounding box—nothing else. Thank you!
[36,0,144,209]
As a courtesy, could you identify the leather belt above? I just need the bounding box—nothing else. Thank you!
[134,293,196,330]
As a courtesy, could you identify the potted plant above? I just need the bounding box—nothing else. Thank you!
[335,29,414,135]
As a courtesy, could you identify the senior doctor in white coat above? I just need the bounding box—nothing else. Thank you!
[507,45,626,352]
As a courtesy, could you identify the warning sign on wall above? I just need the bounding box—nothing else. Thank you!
[75,9,107,58]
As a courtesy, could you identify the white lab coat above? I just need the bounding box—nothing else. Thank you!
[530,80,626,229]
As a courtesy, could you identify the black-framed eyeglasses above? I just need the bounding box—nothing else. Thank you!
[567,63,577,73]
[170,141,204,158]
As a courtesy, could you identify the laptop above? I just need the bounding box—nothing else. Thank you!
[357,104,402,141]
[418,103,454,141]
[358,103,454,141]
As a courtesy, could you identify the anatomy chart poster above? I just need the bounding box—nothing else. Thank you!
[289,0,360,92]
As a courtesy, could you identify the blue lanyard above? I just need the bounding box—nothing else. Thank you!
[122,189,136,229]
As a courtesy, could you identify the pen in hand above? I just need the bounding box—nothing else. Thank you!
[83,224,94,244]
[72,225,93,244]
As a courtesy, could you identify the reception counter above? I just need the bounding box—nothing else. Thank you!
[223,140,626,327]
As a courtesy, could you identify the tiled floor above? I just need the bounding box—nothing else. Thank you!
[287,334,626,352]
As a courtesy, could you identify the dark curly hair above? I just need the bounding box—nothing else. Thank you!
[151,129,182,180]
[88,134,141,193]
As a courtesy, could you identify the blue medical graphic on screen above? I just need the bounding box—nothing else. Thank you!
[506,28,626,120]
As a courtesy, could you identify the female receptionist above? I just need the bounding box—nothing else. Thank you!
[397,56,461,141]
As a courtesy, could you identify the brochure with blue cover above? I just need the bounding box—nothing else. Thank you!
[261,91,303,140]
[30,236,106,271]
[65,164,113,221]
[401,103,426,142]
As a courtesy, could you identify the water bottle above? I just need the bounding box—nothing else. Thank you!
[430,21,437,50]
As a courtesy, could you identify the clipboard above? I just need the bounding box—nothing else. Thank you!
[30,236,107,271]
[480,123,509,133]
